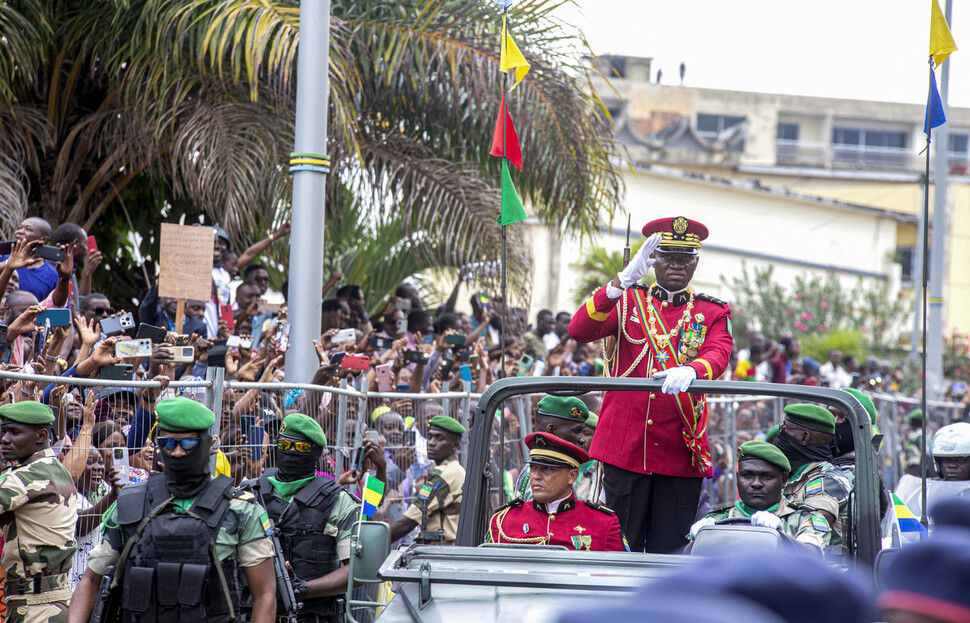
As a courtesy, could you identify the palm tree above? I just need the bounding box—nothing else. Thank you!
[570,239,651,306]
[0,0,622,305]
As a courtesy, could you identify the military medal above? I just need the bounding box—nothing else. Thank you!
[694,313,705,322]
[522,523,529,534]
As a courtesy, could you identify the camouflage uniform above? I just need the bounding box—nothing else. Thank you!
[903,430,924,473]
[402,458,464,545]
[704,499,832,549]
[0,448,78,623]
[87,488,274,575]
[784,460,850,547]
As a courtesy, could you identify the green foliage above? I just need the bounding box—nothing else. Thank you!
[570,239,651,306]
[800,329,868,365]
[721,262,910,351]
[943,331,970,384]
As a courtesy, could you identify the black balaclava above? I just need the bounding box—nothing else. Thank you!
[773,429,833,473]
[830,421,855,457]
[160,432,212,498]
[277,442,324,482]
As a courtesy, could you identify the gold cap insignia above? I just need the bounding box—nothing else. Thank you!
[672,216,689,234]
[569,407,582,419]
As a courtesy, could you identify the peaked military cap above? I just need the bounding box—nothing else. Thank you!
[525,432,589,469]
[0,401,54,425]
[737,440,791,474]
[783,403,835,434]
[429,415,465,436]
[536,396,589,423]
[279,413,327,447]
[642,216,709,254]
[155,397,215,432]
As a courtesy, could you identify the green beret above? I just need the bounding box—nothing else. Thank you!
[155,397,215,432]
[764,424,780,444]
[0,401,54,425]
[737,440,791,474]
[585,412,599,429]
[536,396,589,423]
[841,388,877,426]
[908,409,924,422]
[279,414,327,447]
[429,415,465,436]
[784,403,835,435]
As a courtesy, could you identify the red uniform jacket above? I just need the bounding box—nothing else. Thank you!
[485,496,627,551]
[569,283,733,478]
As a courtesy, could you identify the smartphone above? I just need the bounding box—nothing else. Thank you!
[332,328,356,344]
[112,447,131,486]
[239,337,253,350]
[115,338,153,358]
[517,354,534,377]
[273,321,290,351]
[36,308,71,327]
[35,245,66,262]
[365,430,380,444]
[220,304,234,331]
[329,351,346,367]
[340,353,370,371]
[226,335,242,348]
[459,364,472,383]
[370,335,393,350]
[162,345,194,363]
[352,446,365,472]
[256,301,283,314]
[439,357,455,380]
[458,348,471,363]
[394,298,412,311]
[375,363,393,392]
[403,430,416,446]
[136,323,167,344]
[394,318,408,336]
[422,334,436,345]
[0,241,12,255]
[396,383,410,394]
[247,425,265,461]
[403,350,428,364]
[99,364,133,381]
[240,414,256,433]
[174,334,191,346]
[100,313,135,336]
[445,334,466,347]
[87,236,99,254]
[207,339,228,368]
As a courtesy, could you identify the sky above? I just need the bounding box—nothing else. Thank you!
[556,0,969,108]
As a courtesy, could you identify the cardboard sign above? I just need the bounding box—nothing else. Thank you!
[158,223,215,302]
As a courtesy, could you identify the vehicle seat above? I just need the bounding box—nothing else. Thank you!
[690,525,792,556]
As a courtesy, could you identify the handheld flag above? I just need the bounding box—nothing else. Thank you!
[500,16,530,89]
[892,492,928,537]
[924,72,947,133]
[361,475,385,519]
[498,160,528,226]
[489,94,523,170]
[930,0,958,68]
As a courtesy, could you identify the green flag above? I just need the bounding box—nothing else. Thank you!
[498,160,528,226]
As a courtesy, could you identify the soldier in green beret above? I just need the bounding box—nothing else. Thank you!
[514,396,590,501]
[240,414,361,623]
[69,397,278,623]
[903,408,925,477]
[829,388,890,525]
[390,415,466,545]
[772,403,851,549]
[0,401,78,622]
[688,441,832,551]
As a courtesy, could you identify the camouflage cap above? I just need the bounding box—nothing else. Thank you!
[536,396,589,423]
[585,412,599,429]
[429,415,465,436]
[784,403,835,435]
[0,401,54,425]
[279,413,327,447]
[737,440,791,474]
[155,397,215,432]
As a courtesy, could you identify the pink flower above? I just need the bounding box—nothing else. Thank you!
[785,308,794,315]
[795,292,803,299]
[821,293,828,300]
[801,312,813,321]
[820,301,830,309]
[861,326,869,333]
[818,325,826,331]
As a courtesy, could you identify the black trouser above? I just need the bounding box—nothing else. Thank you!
[603,464,703,554]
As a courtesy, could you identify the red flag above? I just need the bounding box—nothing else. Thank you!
[489,94,523,170]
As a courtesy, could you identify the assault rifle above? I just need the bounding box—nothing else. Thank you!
[255,489,303,623]
[89,565,116,623]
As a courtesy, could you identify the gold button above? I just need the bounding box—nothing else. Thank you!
[649,394,656,400]
[647,419,654,425]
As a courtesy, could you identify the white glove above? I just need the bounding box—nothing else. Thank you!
[751,510,783,531]
[689,516,716,539]
[616,233,662,288]
[653,365,696,394]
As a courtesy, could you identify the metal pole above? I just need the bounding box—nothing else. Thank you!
[205,366,225,475]
[286,0,331,383]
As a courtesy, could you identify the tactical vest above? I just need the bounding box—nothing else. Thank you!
[255,471,344,615]
[115,474,240,623]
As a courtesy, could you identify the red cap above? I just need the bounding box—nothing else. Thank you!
[642,216,709,252]
[525,432,589,468]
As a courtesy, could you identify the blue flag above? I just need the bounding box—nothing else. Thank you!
[924,72,946,134]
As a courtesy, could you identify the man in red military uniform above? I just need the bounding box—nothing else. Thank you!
[569,216,733,553]
[485,432,627,551]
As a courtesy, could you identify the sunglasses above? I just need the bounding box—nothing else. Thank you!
[157,437,201,452]
[278,438,313,453]
[92,307,114,315]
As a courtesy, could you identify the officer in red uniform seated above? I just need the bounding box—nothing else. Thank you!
[485,432,628,551]
[569,216,733,554]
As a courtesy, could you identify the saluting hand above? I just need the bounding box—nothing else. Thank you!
[616,233,662,289]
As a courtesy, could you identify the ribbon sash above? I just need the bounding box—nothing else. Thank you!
[630,288,713,472]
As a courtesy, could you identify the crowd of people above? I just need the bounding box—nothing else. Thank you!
[0,213,968,623]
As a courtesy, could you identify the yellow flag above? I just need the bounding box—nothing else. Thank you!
[930,0,957,67]
[500,15,530,89]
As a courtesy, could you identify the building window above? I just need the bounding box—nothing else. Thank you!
[776,123,799,141]
[832,127,907,149]
[897,246,916,286]
[949,133,969,154]
[697,114,746,136]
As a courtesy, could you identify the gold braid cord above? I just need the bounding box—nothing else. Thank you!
[615,291,653,378]
[493,506,549,544]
